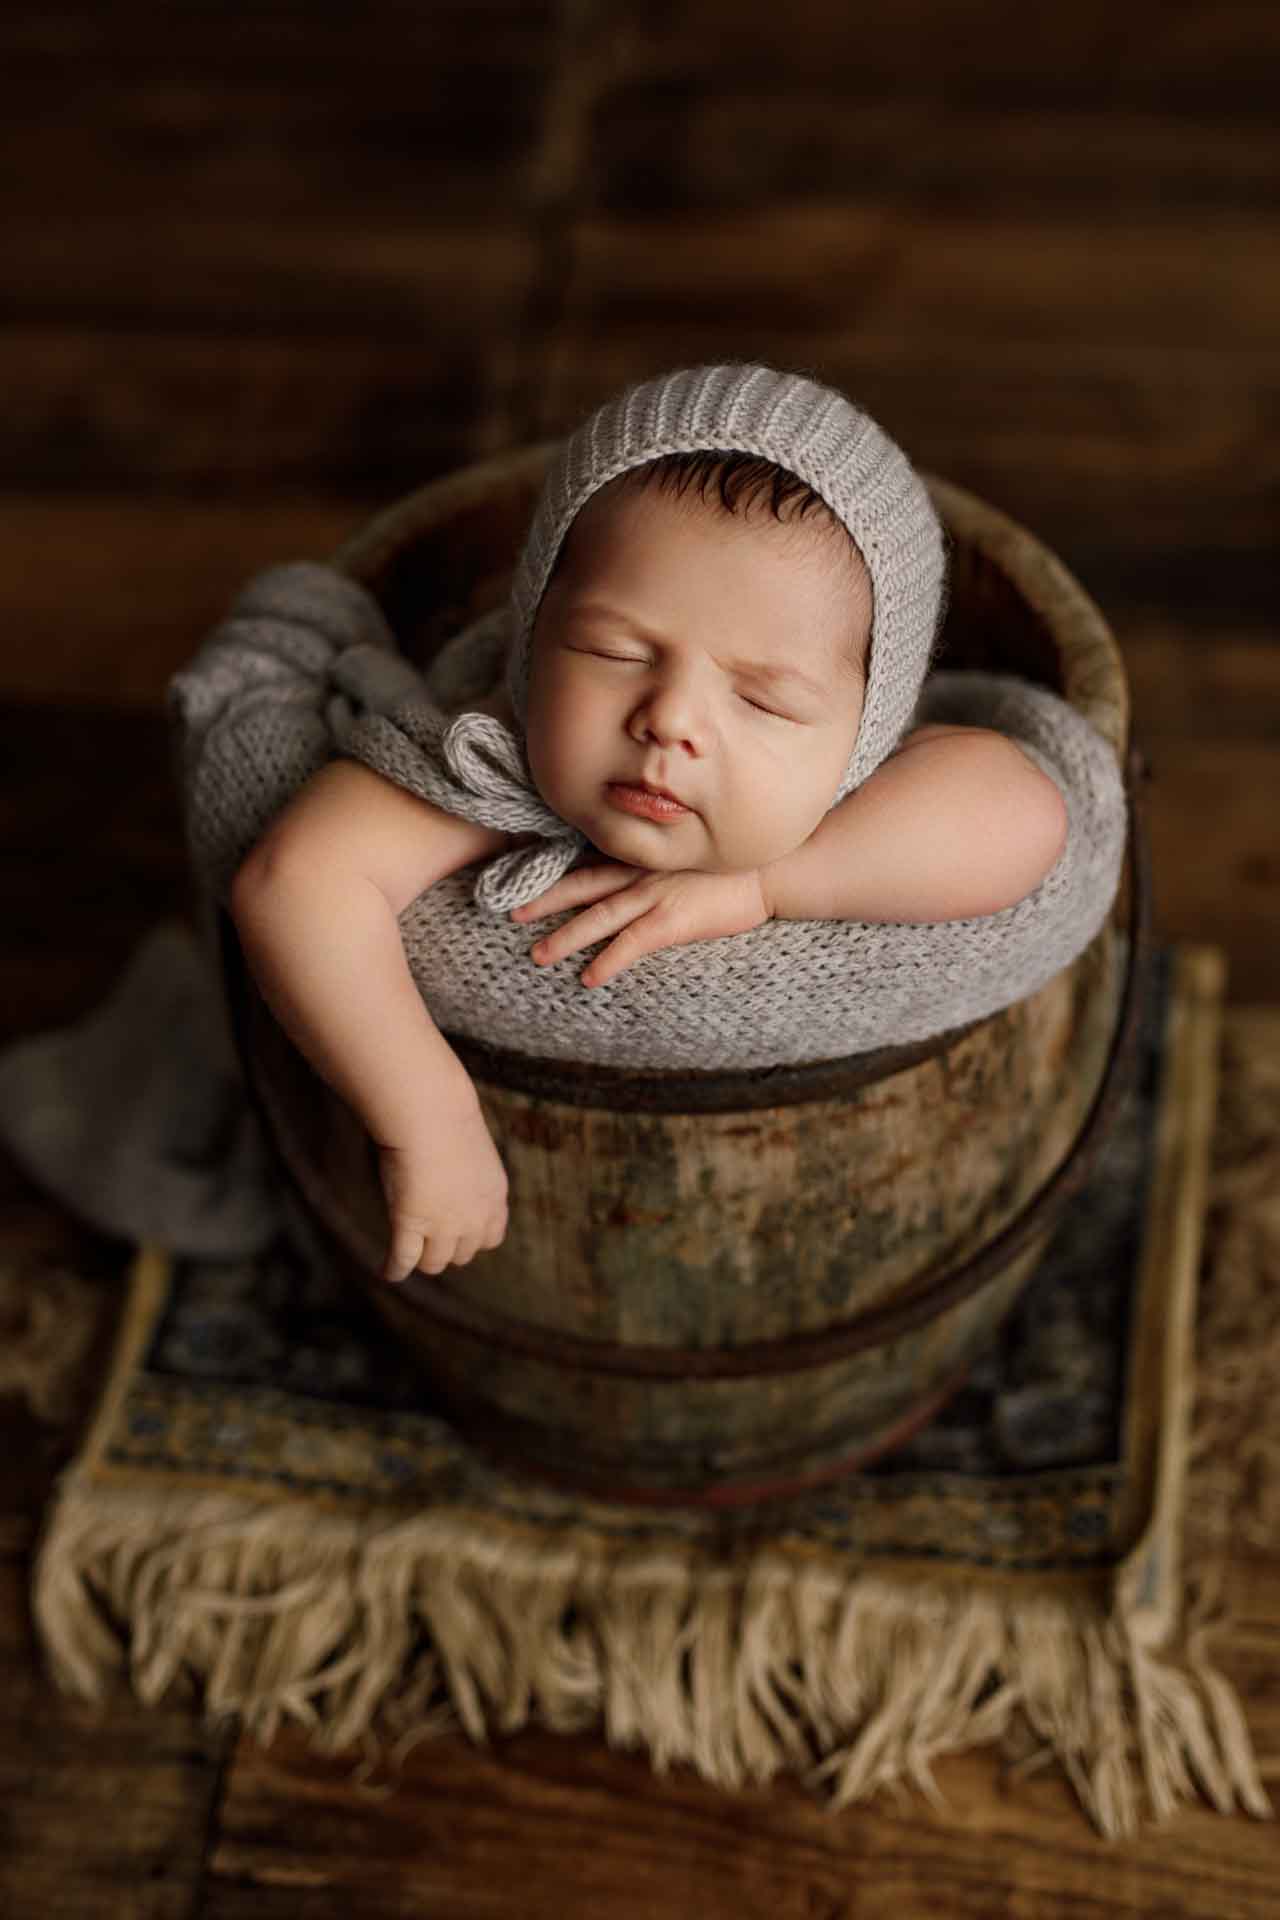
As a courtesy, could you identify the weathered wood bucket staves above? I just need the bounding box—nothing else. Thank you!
[221,447,1145,1506]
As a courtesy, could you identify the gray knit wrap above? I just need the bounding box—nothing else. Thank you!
[166,340,1122,1074]
[169,572,1127,1072]
[333,365,948,915]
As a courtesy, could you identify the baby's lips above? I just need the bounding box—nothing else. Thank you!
[608,779,694,813]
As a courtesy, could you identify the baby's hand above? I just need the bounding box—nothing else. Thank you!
[376,1097,509,1284]
[512,861,771,987]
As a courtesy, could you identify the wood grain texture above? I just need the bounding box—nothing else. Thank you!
[1141,744,1280,1003]
[3,312,536,497]
[0,1553,231,1920]
[536,210,1280,605]
[201,1714,1280,1920]
[0,10,557,226]
[0,503,362,704]
[579,0,1280,116]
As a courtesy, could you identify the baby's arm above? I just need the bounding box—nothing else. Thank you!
[764,723,1068,924]
[229,758,512,1283]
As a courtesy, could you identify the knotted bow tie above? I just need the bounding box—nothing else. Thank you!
[326,639,590,914]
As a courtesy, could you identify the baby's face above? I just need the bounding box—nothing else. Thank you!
[524,478,870,874]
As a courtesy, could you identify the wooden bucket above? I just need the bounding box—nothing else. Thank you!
[223,448,1143,1506]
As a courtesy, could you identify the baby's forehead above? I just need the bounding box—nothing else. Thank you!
[538,476,872,686]
[558,469,870,593]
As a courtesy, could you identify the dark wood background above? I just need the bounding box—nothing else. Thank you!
[1,3,1276,1913]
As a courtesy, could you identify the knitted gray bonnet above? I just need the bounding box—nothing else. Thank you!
[508,363,946,804]
[394,364,949,911]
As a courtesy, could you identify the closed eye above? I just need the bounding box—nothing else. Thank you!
[740,693,793,719]
[570,647,797,719]
[570,647,645,664]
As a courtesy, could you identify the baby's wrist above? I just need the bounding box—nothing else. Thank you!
[758,848,802,922]
[416,1059,483,1128]
[373,1047,482,1148]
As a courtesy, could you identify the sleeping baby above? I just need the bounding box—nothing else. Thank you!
[172,364,1125,1288]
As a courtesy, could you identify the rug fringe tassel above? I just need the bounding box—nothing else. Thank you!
[30,1481,1272,1839]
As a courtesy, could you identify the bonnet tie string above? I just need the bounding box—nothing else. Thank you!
[437,710,589,913]
[327,638,588,915]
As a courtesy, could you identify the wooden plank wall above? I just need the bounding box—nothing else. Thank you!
[1,1,1277,1028]
[0,3,1276,1914]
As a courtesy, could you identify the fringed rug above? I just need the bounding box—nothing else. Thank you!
[26,945,1278,1838]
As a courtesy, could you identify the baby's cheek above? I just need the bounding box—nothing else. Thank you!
[705,798,781,872]
[523,710,570,804]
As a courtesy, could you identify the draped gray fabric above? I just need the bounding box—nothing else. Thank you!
[168,560,1128,1070]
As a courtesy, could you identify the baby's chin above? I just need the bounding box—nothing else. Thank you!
[581,818,696,868]
[584,816,779,875]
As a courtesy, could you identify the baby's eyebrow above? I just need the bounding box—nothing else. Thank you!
[566,600,661,642]
[727,658,831,698]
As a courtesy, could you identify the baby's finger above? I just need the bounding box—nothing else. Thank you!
[418,1232,461,1277]
[582,911,673,987]
[383,1222,426,1285]
[511,863,637,921]
[480,1209,507,1250]
[532,890,652,967]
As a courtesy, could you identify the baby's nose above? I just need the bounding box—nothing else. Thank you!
[632,675,710,750]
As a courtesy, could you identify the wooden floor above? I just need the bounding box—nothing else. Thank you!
[1,2,1277,1911]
